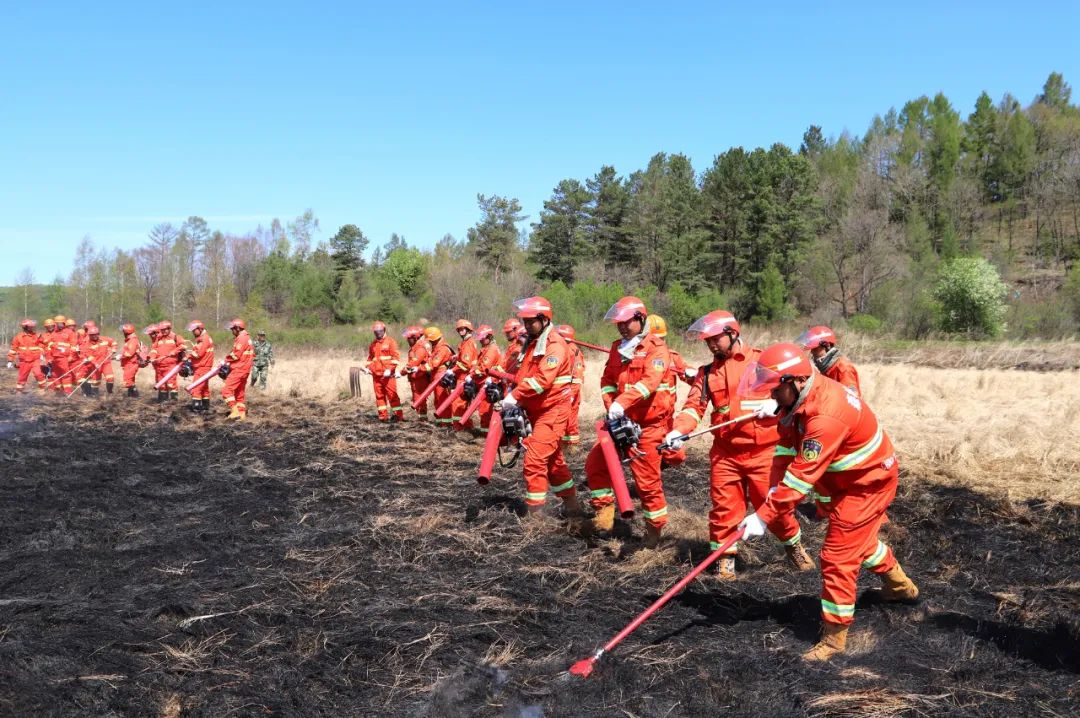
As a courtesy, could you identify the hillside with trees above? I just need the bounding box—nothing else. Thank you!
[4,73,1080,345]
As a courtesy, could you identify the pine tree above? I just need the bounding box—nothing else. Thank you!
[529,179,592,283]
[466,194,525,283]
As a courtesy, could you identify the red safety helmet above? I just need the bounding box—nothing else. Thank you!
[455,319,474,332]
[402,325,423,339]
[502,318,522,336]
[20,318,37,330]
[686,310,741,341]
[739,342,814,395]
[158,320,172,332]
[187,320,204,333]
[475,324,494,341]
[372,321,387,334]
[796,325,837,350]
[82,320,94,329]
[121,323,136,335]
[227,318,246,331]
[604,296,647,324]
[144,324,159,336]
[513,296,554,321]
[556,324,576,341]
[86,323,99,335]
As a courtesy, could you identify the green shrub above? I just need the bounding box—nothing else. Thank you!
[932,257,1008,337]
[848,313,883,334]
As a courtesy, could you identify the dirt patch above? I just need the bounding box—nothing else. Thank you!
[0,396,1077,717]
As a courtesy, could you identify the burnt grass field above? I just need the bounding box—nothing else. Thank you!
[0,395,1077,717]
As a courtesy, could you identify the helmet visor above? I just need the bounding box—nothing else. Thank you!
[796,328,832,350]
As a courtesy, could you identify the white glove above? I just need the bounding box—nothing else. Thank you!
[663,430,685,450]
[500,392,518,408]
[684,366,698,380]
[362,367,372,375]
[113,353,121,361]
[738,511,767,540]
[5,362,12,369]
[382,369,392,378]
[753,398,779,418]
[607,401,625,420]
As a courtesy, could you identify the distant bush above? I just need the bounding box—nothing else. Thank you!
[848,313,883,334]
[932,257,1008,337]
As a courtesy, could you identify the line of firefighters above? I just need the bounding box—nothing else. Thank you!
[357,297,916,662]
[6,316,257,420]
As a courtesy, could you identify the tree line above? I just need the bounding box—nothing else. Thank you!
[5,72,1080,344]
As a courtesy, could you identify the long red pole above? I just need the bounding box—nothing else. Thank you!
[567,527,746,678]
[477,412,504,485]
[154,362,184,390]
[185,360,226,394]
[594,420,635,519]
[458,384,488,424]
[434,379,466,416]
[412,368,446,411]
[571,339,609,353]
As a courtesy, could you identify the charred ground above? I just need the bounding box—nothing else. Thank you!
[0,396,1077,717]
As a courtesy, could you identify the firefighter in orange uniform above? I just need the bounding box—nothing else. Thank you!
[120,324,145,397]
[401,326,431,417]
[75,324,115,396]
[664,310,813,578]
[221,318,254,420]
[739,342,919,661]
[796,325,861,396]
[498,319,525,374]
[468,324,502,434]
[149,320,185,402]
[445,319,479,430]
[424,327,456,428]
[48,315,76,393]
[7,319,46,393]
[186,320,215,412]
[498,296,581,515]
[585,297,674,547]
[363,321,404,422]
[556,325,585,445]
[72,321,92,385]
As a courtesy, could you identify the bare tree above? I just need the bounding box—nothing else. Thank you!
[14,267,35,317]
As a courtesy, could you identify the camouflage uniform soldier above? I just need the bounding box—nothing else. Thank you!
[251,331,275,389]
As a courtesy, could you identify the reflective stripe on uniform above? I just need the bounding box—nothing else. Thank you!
[827,426,883,472]
[525,377,543,394]
[550,478,575,493]
[601,385,617,394]
[631,381,650,398]
[552,375,573,385]
[821,599,855,618]
[862,541,889,568]
[782,530,802,546]
[525,491,547,502]
[678,407,701,423]
[811,490,831,503]
[775,445,797,457]
[642,506,668,520]
[590,488,614,499]
[782,471,814,495]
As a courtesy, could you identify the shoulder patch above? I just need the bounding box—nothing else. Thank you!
[545,355,559,368]
[652,358,665,372]
[802,438,823,462]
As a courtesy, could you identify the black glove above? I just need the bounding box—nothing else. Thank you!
[178,359,194,378]
[439,371,456,390]
[462,378,477,402]
[217,363,231,379]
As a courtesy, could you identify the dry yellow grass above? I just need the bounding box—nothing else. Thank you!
[263,347,1079,504]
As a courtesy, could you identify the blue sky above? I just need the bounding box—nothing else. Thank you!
[2,2,1078,285]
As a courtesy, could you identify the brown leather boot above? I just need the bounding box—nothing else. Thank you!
[714,555,737,581]
[880,564,919,602]
[591,504,615,533]
[561,493,584,517]
[785,542,816,571]
[802,622,849,662]
[642,523,663,549]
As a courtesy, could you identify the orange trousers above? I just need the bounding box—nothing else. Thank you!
[222,368,250,413]
[373,375,404,421]
[156,360,179,391]
[408,374,431,415]
[86,360,114,386]
[586,421,669,528]
[817,470,899,625]
[432,384,453,428]
[451,392,472,431]
[563,386,581,444]
[50,357,72,391]
[16,362,46,391]
[121,361,140,389]
[522,401,574,507]
[708,444,802,553]
[189,363,213,399]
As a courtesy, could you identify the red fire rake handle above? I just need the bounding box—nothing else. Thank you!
[567,527,746,679]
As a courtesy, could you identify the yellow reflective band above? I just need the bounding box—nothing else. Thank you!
[862,541,889,568]
[740,399,768,410]
[679,407,701,423]
[525,377,543,394]
[642,506,668,520]
[552,375,573,385]
[590,488,614,499]
[601,385,617,394]
[632,381,650,398]
[821,599,855,617]
[811,490,831,503]
[828,426,883,472]
[775,446,797,457]
[550,479,575,493]
[782,530,802,546]
[782,471,813,495]
[525,491,547,501]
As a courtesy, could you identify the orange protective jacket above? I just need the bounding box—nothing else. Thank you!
[225,330,254,372]
[121,334,144,366]
[405,340,429,374]
[424,339,455,373]
[150,332,185,366]
[81,337,115,366]
[453,336,479,378]
[474,342,502,382]
[673,344,779,453]
[598,332,674,425]
[568,342,585,389]
[188,332,215,370]
[498,339,524,374]
[512,324,574,415]
[365,336,401,374]
[756,374,896,526]
[50,327,76,361]
[824,355,861,396]
[8,332,45,364]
